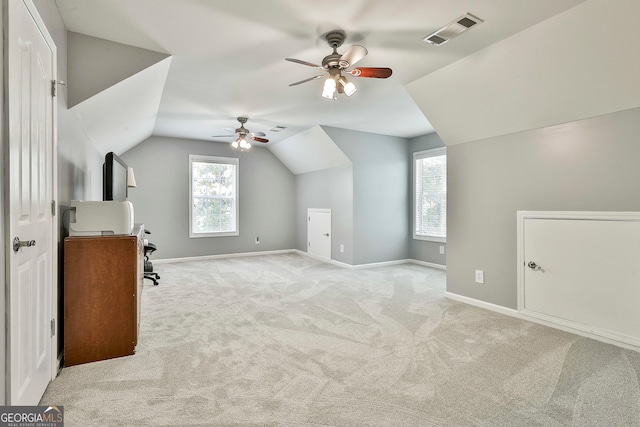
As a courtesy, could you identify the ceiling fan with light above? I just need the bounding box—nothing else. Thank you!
[211,117,268,151]
[286,30,392,100]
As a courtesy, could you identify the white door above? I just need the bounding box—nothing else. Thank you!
[522,217,640,342]
[7,0,57,405]
[307,209,331,260]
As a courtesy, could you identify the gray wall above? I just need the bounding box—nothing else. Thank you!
[408,133,446,266]
[447,106,640,309]
[322,127,409,265]
[121,136,296,259]
[295,166,354,265]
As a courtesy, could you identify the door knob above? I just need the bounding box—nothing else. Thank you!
[323,233,330,236]
[13,237,36,252]
[527,261,539,270]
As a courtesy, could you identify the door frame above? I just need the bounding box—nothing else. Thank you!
[307,208,331,261]
[2,0,59,404]
[516,210,640,350]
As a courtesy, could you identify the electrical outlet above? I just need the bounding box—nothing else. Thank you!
[475,270,484,284]
[340,244,344,253]
[439,246,445,255]
[255,237,260,244]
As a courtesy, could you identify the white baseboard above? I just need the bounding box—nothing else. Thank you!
[445,291,640,353]
[409,259,446,270]
[153,249,296,265]
[352,259,412,269]
[155,249,446,273]
[444,292,518,317]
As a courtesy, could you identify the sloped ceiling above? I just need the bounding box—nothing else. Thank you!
[70,57,172,156]
[67,32,170,108]
[55,0,588,154]
[268,126,351,175]
[406,0,640,146]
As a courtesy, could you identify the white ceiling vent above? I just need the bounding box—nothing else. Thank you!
[423,13,483,46]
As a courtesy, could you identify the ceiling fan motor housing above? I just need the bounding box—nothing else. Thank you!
[325,31,345,49]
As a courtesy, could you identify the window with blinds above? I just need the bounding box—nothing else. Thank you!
[189,154,239,237]
[413,147,446,242]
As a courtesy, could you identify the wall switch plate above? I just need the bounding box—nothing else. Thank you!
[475,270,484,284]
[439,246,445,255]
[255,237,260,244]
[340,244,344,253]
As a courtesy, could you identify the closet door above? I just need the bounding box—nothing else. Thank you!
[520,213,640,345]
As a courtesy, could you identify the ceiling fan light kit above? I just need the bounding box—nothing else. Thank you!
[211,116,269,150]
[286,30,392,100]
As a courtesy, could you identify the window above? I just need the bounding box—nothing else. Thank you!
[414,147,446,242]
[189,154,239,237]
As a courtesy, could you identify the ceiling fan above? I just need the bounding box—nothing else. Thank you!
[286,30,392,100]
[211,117,268,150]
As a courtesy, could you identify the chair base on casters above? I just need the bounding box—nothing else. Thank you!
[144,272,160,286]
[143,231,160,286]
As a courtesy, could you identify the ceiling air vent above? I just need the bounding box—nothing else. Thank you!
[423,13,483,46]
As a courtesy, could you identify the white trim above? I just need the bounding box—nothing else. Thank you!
[413,235,446,243]
[0,1,5,404]
[409,259,446,270]
[516,210,640,350]
[352,259,412,270]
[188,154,239,238]
[14,0,59,389]
[413,147,447,241]
[306,208,331,261]
[445,292,519,317]
[153,249,295,264]
[154,249,447,273]
[446,291,640,353]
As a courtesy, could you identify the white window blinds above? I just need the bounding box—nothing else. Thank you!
[414,148,446,241]
[189,155,239,237]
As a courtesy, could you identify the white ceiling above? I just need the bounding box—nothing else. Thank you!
[54,0,587,149]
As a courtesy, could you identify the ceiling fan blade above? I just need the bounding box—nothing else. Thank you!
[350,67,393,79]
[211,135,235,138]
[251,136,269,143]
[249,131,266,137]
[339,45,367,68]
[285,58,323,69]
[289,75,324,87]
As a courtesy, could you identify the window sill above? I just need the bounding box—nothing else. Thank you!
[189,231,239,238]
[413,235,446,243]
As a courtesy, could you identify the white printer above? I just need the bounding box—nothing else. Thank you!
[69,200,134,236]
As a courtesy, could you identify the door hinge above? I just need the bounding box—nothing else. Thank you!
[308,217,311,222]
[50,319,56,337]
[51,200,56,216]
[308,242,311,247]
[51,80,66,97]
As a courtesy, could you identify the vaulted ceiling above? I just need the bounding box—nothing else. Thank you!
[54,0,592,154]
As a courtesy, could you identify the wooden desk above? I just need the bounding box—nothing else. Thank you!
[63,225,144,366]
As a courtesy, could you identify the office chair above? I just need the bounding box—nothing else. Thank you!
[144,230,160,286]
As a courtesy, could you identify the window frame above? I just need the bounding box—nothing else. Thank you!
[413,147,447,243]
[189,154,239,238]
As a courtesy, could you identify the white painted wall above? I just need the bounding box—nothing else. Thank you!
[268,125,351,175]
[407,0,640,146]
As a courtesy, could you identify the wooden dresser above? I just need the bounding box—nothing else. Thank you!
[63,225,144,366]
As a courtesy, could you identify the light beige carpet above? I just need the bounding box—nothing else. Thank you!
[42,253,640,426]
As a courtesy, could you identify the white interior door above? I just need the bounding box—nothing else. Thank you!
[307,209,331,260]
[521,216,640,343]
[7,0,56,405]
